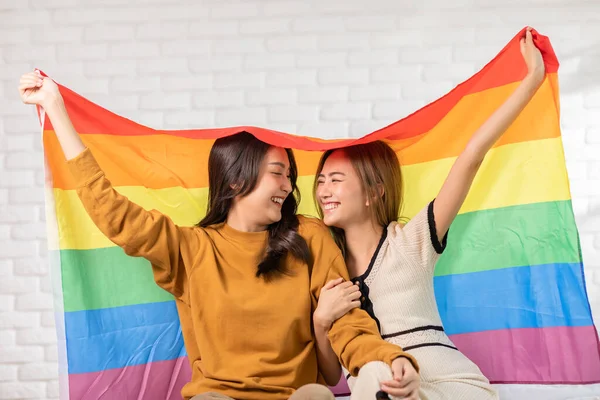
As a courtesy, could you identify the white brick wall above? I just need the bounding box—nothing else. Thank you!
[1,1,599,399]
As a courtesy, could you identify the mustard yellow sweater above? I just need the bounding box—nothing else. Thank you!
[67,148,417,400]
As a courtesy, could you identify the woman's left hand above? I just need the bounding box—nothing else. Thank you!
[381,357,420,399]
[314,278,361,331]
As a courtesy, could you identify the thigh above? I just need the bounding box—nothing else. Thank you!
[289,384,335,400]
[420,380,499,400]
[190,393,235,400]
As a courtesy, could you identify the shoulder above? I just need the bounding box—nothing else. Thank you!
[181,224,215,246]
[297,214,330,238]
[387,202,432,242]
[386,220,402,237]
[296,214,341,255]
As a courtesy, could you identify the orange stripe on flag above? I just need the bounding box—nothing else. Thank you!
[45,74,559,190]
[43,31,558,146]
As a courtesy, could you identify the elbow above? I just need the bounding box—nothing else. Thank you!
[324,371,342,387]
[459,146,484,173]
[468,158,483,173]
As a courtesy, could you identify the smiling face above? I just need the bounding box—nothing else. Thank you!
[200,132,301,233]
[233,146,293,228]
[315,150,372,230]
[313,142,405,254]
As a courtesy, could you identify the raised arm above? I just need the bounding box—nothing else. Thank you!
[433,28,546,240]
[19,71,197,299]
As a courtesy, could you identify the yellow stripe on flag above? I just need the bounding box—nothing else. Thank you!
[53,137,570,250]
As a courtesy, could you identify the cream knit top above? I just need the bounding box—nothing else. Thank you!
[350,201,456,359]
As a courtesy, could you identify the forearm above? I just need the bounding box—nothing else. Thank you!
[463,72,544,165]
[328,308,417,377]
[433,73,545,237]
[65,148,187,274]
[44,95,86,160]
[314,319,342,386]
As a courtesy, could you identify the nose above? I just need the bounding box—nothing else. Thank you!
[281,178,292,194]
[316,181,331,200]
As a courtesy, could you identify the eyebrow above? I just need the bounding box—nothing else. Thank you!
[317,172,346,178]
[269,162,288,169]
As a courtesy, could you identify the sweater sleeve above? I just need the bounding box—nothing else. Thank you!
[66,147,199,301]
[306,219,419,377]
[389,200,448,273]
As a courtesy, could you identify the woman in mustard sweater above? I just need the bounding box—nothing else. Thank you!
[18,72,420,400]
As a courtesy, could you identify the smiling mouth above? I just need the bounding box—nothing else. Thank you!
[323,203,339,211]
[271,197,284,207]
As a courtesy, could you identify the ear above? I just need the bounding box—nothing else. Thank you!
[230,181,243,192]
[376,183,385,198]
[365,184,385,207]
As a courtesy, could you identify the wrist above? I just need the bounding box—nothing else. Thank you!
[392,355,419,373]
[43,93,65,117]
[525,68,544,86]
[313,312,333,332]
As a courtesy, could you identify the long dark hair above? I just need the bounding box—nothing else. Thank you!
[198,131,311,280]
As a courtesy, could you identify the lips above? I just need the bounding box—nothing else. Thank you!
[271,196,284,207]
[322,202,340,212]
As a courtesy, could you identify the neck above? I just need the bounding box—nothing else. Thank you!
[343,220,384,278]
[226,205,266,233]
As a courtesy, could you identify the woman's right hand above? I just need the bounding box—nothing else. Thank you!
[18,71,62,109]
[314,277,362,331]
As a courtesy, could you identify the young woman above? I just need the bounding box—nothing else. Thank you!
[18,71,421,400]
[312,28,545,399]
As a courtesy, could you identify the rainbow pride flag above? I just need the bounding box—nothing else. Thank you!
[37,28,600,400]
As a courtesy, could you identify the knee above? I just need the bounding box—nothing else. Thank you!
[349,362,396,400]
[293,384,335,400]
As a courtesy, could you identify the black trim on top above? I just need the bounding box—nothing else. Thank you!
[402,342,458,352]
[351,228,388,332]
[381,325,458,352]
[381,324,445,339]
[427,200,448,255]
[353,227,387,283]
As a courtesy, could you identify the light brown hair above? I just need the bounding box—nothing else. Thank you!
[313,140,404,258]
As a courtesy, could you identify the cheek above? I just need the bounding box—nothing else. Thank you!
[337,183,361,202]
[344,186,370,211]
[265,175,283,191]
[245,183,270,207]
[254,176,276,196]
[347,195,366,211]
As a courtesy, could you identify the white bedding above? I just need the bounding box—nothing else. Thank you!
[334,383,600,399]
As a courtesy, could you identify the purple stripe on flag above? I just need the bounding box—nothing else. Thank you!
[450,325,600,384]
[69,357,191,400]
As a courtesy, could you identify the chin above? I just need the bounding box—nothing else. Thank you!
[267,210,283,224]
[322,214,337,227]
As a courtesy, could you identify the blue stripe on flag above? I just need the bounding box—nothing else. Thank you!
[65,262,593,373]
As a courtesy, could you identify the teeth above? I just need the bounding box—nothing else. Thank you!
[271,197,283,205]
[324,203,339,210]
